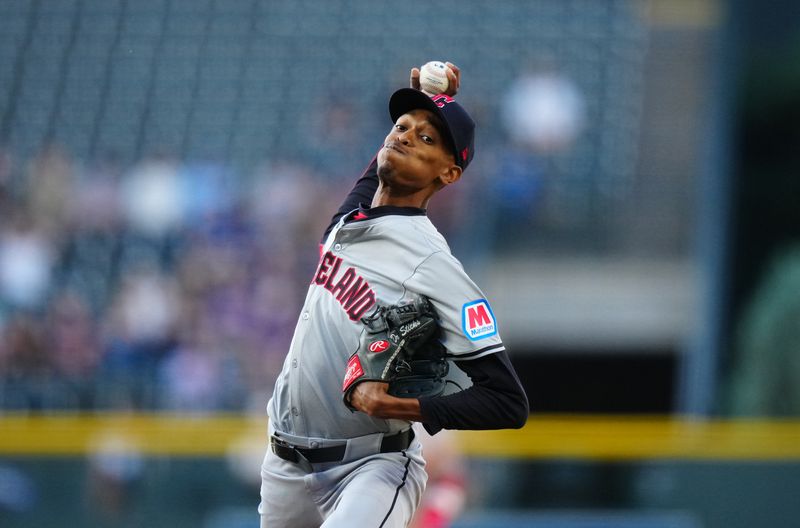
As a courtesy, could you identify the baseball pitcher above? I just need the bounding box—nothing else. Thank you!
[259,63,529,528]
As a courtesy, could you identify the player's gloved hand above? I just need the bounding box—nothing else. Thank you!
[387,339,449,399]
[342,294,448,411]
[410,62,461,97]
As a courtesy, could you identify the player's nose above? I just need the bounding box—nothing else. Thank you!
[397,128,413,145]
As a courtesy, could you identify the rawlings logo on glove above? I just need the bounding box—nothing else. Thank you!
[369,340,390,353]
[342,293,449,410]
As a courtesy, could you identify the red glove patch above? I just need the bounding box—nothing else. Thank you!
[342,354,364,392]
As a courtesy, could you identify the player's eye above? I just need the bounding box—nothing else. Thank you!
[421,135,433,144]
[395,124,406,132]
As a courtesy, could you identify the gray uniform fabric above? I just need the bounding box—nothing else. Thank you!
[260,210,505,526]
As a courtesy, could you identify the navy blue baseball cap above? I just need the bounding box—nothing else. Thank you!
[389,88,475,171]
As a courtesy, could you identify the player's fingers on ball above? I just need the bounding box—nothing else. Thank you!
[446,62,461,84]
[446,62,461,78]
[410,67,421,90]
[444,62,460,95]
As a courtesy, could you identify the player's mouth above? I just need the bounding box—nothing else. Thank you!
[384,142,407,155]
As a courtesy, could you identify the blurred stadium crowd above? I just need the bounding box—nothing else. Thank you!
[0,142,346,411]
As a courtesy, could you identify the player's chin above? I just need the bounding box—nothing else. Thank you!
[377,153,403,180]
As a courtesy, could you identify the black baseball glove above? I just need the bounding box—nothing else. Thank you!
[342,294,449,411]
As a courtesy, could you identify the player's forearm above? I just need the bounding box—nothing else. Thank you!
[419,351,529,434]
[419,383,527,433]
[348,381,424,421]
[376,396,424,421]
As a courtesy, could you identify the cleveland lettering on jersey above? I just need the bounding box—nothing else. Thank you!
[314,251,377,321]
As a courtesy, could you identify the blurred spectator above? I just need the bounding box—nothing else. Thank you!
[488,63,586,248]
[110,266,180,346]
[246,159,321,248]
[69,154,124,233]
[121,153,183,238]
[25,142,74,237]
[0,314,54,409]
[0,211,54,311]
[158,337,225,411]
[178,161,236,228]
[0,143,14,216]
[0,143,13,185]
[247,273,302,370]
[0,315,50,381]
[306,95,371,182]
[100,266,181,407]
[501,63,586,155]
[426,164,472,248]
[726,244,800,416]
[85,431,144,521]
[46,292,102,396]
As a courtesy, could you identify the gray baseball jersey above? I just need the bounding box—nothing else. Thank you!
[267,209,505,441]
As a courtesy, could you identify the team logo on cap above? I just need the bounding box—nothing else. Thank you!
[431,94,454,108]
[462,299,497,341]
[369,340,390,353]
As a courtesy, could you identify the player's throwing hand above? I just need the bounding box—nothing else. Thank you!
[410,62,461,96]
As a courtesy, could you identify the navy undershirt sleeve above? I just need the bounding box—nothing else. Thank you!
[418,350,529,435]
[321,154,379,243]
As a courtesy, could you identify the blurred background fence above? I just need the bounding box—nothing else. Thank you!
[1,0,800,527]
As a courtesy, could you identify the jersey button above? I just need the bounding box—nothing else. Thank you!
[291,359,297,368]
[310,441,319,448]
[333,243,342,251]
[291,407,299,416]
[301,312,310,320]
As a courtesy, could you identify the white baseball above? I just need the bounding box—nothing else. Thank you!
[419,61,450,95]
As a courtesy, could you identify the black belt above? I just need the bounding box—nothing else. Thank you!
[271,428,414,464]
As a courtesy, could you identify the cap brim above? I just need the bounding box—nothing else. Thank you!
[389,88,458,164]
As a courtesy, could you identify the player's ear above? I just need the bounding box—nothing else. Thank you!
[439,165,462,186]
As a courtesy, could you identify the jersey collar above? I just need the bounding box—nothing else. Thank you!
[347,203,427,222]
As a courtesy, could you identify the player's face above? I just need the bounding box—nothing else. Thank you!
[377,109,461,195]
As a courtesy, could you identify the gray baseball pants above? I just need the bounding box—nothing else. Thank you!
[259,434,426,527]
